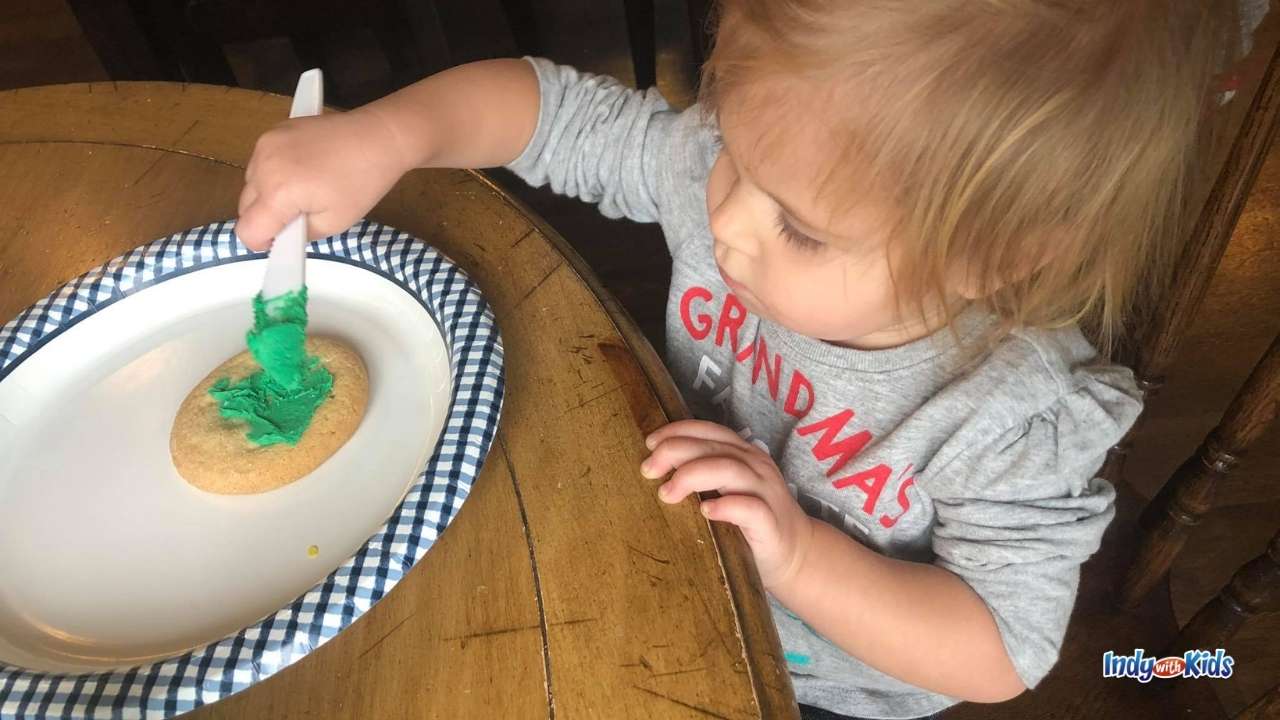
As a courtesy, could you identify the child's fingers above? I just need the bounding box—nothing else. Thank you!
[306,209,355,241]
[641,435,749,479]
[700,494,779,546]
[658,455,762,504]
[645,419,752,451]
[235,195,299,251]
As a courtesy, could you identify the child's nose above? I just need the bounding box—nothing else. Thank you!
[709,189,760,257]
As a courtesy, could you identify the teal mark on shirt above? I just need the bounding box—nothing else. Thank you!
[784,652,812,666]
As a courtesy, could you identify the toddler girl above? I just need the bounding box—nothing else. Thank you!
[235,2,1236,717]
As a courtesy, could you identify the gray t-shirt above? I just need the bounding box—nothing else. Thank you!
[507,58,1141,720]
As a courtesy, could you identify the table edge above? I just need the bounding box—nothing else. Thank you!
[468,169,799,719]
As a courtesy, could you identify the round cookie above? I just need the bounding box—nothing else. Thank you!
[170,336,368,494]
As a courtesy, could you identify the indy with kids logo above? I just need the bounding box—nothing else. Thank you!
[1103,649,1235,683]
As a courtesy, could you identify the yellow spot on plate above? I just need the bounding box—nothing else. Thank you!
[307,545,320,558]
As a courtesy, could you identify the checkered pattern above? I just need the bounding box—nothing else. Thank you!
[0,220,505,719]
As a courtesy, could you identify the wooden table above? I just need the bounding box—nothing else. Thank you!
[0,83,795,719]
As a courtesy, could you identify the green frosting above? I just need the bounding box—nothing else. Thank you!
[208,288,333,446]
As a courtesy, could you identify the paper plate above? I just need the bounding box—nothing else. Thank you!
[0,220,504,718]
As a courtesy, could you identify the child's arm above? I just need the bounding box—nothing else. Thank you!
[644,420,1030,703]
[770,518,1027,702]
[236,59,540,249]
[238,58,675,251]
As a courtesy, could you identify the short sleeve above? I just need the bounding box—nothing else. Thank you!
[923,365,1141,688]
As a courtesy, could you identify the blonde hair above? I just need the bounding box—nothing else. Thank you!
[701,0,1238,353]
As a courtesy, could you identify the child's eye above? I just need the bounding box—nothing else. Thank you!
[776,213,824,253]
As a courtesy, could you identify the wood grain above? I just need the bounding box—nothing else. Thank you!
[0,81,795,719]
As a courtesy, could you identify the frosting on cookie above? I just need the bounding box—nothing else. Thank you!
[208,288,332,446]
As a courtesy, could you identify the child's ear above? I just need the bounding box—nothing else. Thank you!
[950,227,1072,300]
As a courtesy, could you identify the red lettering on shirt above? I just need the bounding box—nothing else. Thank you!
[751,335,782,400]
[878,467,916,528]
[784,370,815,419]
[717,293,747,351]
[676,283,920,529]
[796,409,872,477]
[833,463,892,515]
[680,286,714,341]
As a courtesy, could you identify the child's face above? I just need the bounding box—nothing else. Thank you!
[705,84,940,350]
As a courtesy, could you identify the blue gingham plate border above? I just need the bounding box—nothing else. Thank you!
[0,219,505,719]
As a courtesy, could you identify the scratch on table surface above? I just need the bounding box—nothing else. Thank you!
[650,665,709,679]
[128,153,167,188]
[132,190,167,211]
[171,119,200,146]
[510,227,537,249]
[356,610,418,660]
[696,638,716,659]
[565,344,597,365]
[550,617,598,629]
[446,616,598,644]
[444,624,540,642]
[560,383,628,416]
[632,686,735,720]
[626,543,671,566]
[515,259,563,309]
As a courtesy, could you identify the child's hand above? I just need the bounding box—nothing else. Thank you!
[236,108,410,251]
[642,420,814,589]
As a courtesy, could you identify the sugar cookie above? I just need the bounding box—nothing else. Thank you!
[170,336,368,494]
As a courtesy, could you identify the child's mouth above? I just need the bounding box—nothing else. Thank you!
[713,248,763,310]
[716,264,765,313]
[717,264,745,292]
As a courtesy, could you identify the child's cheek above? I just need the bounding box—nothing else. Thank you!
[772,266,866,339]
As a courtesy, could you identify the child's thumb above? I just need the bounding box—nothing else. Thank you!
[235,198,297,251]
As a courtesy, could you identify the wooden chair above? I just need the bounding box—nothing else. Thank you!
[1098,18,1280,720]
[1120,329,1280,615]
[1156,333,1280,719]
[1112,37,1280,607]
